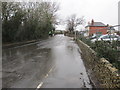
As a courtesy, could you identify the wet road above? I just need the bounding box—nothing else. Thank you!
[2,35,92,88]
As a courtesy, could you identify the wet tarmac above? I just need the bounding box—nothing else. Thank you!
[2,34,92,88]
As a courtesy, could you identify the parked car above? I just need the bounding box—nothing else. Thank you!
[89,34,102,39]
[91,34,120,43]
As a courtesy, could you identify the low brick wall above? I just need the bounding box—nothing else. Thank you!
[77,39,120,88]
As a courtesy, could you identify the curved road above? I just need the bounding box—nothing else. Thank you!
[2,35,92,88]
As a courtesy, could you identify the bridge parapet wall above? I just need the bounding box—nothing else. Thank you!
[77,39,120,88]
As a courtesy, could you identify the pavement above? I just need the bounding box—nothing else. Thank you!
[2,34,92,88]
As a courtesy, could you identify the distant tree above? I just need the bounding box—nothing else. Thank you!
[66,14,85,32]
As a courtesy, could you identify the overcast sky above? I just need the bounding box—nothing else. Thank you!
[4,0,120,30]
[49,0,120,30]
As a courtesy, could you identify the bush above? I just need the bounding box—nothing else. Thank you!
[2,2,59,43]
[79,36,120,70]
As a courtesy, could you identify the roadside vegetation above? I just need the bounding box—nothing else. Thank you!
[2,2,59,43]
[79,35,120,70]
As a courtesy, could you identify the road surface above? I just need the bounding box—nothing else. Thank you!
[2,35,92,88]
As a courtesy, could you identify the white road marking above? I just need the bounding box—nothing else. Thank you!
[50,66,55,72]
[36,82,43,89]
[44,74,48,78]
[44,66,54,78]
[48,68,53,73]
[36,66,55,89]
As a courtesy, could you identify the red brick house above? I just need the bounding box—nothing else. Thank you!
[85,19,108,36]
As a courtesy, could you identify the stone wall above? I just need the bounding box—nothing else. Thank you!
[77,39,120,88]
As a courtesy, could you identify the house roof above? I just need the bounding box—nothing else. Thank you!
[86,22,107,27]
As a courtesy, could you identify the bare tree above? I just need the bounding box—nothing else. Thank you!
[66,14,85,32]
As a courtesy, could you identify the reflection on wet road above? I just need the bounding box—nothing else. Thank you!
[2,35,92,88]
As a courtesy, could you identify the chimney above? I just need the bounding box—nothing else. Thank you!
[88,22,90,25]
[91,19,94,25]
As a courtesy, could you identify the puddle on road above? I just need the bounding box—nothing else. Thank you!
[40,35,92,88]
[2,35,93,88]
[2,44,54,88]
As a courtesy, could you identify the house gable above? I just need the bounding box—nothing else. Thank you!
[86,20,108,36]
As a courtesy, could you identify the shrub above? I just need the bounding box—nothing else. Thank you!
[79,36,120,70]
